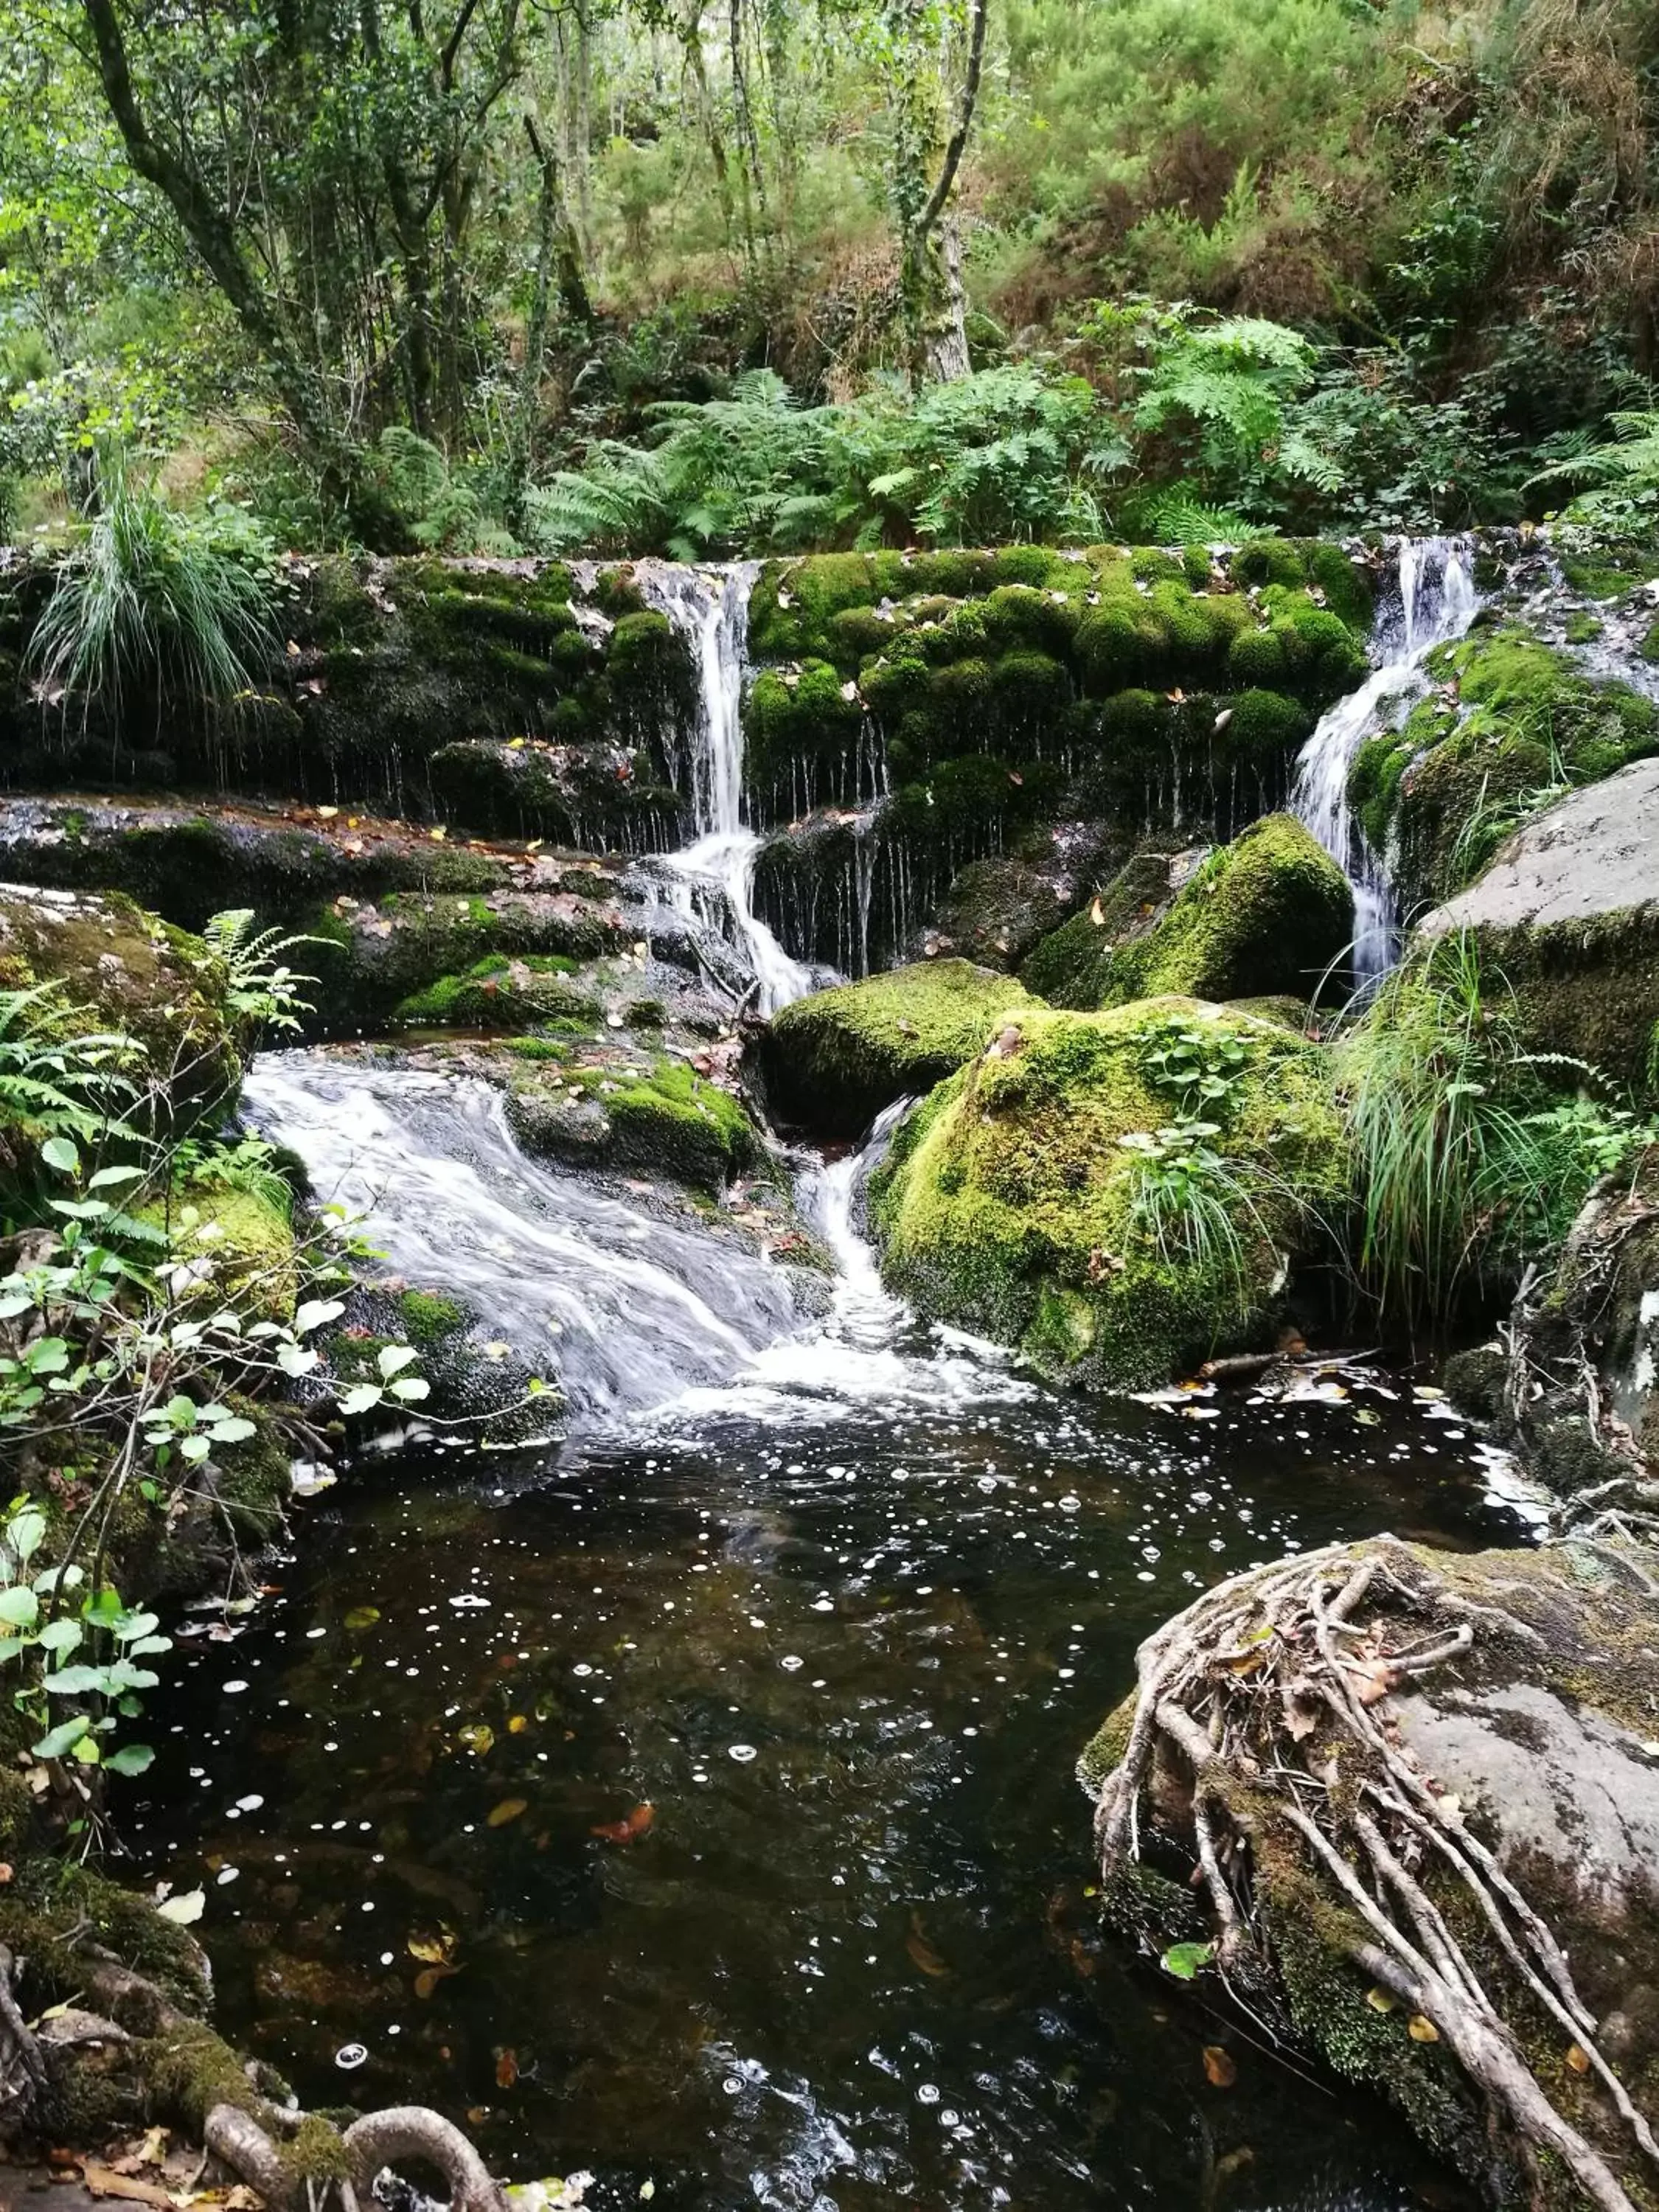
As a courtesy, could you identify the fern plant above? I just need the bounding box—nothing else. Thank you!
[1527,411,1659,526]
[27,445,278,728]
[198,911,324,1037]
[0,984,144,1175]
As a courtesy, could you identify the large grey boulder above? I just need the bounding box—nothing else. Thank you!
[1415,759,1659,1088]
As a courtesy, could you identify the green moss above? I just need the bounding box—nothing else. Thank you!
[392,950,595,1030]
[605,1057,757,1189]
[398,1287,467,1343]
[1019,846,1182,1007]
[1225,687,1315,758]
[1082,816,1353,1007]
[1353,625,1659,910]
[870,995,1349,1388]
[139,1184,297,1322]
[759,959,1043,1138]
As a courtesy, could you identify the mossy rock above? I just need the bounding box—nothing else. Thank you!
[872,996,1348,1389]
[1412,755,1659,1091]
[1023,818,1351,1012]
[139,1181,297,1323]
[509,1053,757,1192]
[1349,625,1659,913]
[0,884,239,1132]
[1019,845,1192,1008]
[758,959,1042,1138]
[322,1280,552,1435]
[932,857,1071,970]
[392,951,597,1030]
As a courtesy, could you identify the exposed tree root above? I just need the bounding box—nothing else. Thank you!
[1092,1536,1658,2212]
[0,1941,506,2212]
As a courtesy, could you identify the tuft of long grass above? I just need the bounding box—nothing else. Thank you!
[28,447,276,727]
[1121,1120,1276,1321]
[1338,928,1618,1327]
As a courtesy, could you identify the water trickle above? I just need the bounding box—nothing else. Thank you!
[1291,535,1479,980]
[633,560,818,1015]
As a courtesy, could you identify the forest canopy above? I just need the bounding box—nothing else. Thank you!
[1,0,1657,552]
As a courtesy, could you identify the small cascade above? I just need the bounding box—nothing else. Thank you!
[1291,535,1479,979]
[634,560,818,1015]
[243,1056,810,1428]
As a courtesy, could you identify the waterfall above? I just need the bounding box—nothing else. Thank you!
[634,561,818,1015]
[1290,536,1478,980]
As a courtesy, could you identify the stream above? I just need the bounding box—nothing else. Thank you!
[126,1057,1530,2212]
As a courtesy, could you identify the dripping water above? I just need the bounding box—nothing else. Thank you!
[1291,536,1479,981]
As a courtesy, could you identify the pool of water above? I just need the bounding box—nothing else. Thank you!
[128,1359,1517,2211]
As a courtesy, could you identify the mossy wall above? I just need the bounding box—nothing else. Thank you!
[743,540,1372,978]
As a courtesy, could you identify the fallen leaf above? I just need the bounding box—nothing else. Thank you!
[459,1724,495,1756]
[157,1888,205,1925]
[495,2047,518,2088]
[1089,897,1105,927]
[0,1862,13,1884]
[81,2167,175,2207]
[591,1802,655,1845]
[414,1964,460,1999]
[1566,2042,1591,2074]
[508,1714,529,1735]
[1408,2015,1441,2043]
[344,1605,380,1630]
[408,1931,456,1964]
[430,824,448,841]
[1366,1986,1397,2013]
[905,1914,950,1978]
[316,804,339,820]
[1202,2045,1237,2088]
[488,1797,528,1826]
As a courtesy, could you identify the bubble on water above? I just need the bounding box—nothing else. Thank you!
[728,1744,758,1763]
[223,1681,248,1695]
[917,2082,940,2105]
[723,2076,742,2096]
[335,2043,368,2070]
[236,1794,263,1812]
[780,1655,803,1671]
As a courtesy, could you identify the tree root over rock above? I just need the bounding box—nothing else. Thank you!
[1091,1536,1658,2212]
[0,1938,506,2212]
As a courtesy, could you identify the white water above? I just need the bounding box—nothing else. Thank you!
[634,560,818,1015]
[1291,536,1479,979]
[244,1055,809,1428]
[246,1058,1021,1434]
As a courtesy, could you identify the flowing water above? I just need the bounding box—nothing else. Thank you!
[128,1057,1530,2212]
[1291,538,1480,980]
[634,561,818,1016]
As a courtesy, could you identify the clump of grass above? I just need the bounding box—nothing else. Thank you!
[1119,1119,1276,1323]
[28,445,276,728]
[1338,928,1650,1327]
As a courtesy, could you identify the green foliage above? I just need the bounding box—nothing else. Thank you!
[1338,930,1638,1326]
[0,984,143,1169]
[198,910,324,1038]
[27,449,277,724]
[1529,411,1659,529]
[1137,1018,1255,1120]
[1119,1119,1273,1323]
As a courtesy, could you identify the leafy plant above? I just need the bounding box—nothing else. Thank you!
[198,909,324,1037]
[1528,411,1659,527]
[27,445,279,726]
[1119,1119,1272,1318]
[0,984,144,1166]
[1138,1020,1255,1120]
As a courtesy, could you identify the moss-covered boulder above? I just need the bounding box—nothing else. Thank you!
[0,883,239,1127]
[758,959,1041,1137]
[1413,756,1659,1091]
[1020,817,1352,1012]
[871,995,1349,1388]
[507,1050,757,1192]
[1085,1534,1659,2208]
[1349,625,1659,915]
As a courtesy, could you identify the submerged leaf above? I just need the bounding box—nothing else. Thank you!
[488,1797,529,1827]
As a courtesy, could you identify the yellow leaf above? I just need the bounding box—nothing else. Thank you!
[487,1796,528,1827]
[507,1714,529,1734]
[1089,897,1105,927]
[508,737,526,750]
[429,824,448,841]
[1408,2015,1440,2043]
[1566,2043,1591,2074]
[1202,2045,1237,2087]
[1365,1986,1397,2014]
[407,1931,455,1963]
